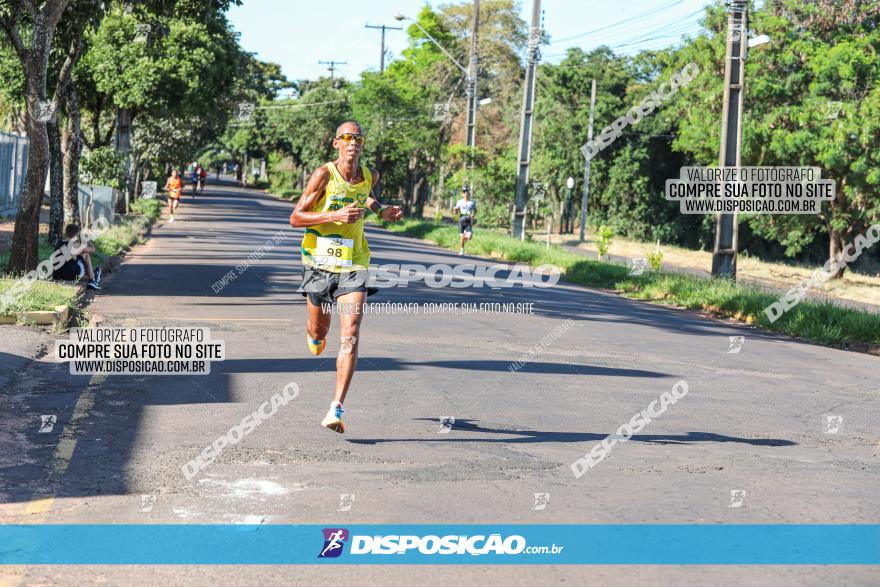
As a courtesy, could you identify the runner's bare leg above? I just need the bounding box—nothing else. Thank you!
[306,297,331,342]
[333,290,365,405]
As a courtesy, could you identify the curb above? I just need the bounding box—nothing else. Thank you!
[701,303,756,325]
[0,207,160,331]
[2,304,70,327]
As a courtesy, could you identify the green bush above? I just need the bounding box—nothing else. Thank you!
[596,225,614,258]
[80,147,126,189]
[131,198,163,221]
[647,250,663,272]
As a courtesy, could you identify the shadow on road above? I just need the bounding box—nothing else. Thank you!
[0,179,790,509]
[214,357,670,377]
[349,419,797,447]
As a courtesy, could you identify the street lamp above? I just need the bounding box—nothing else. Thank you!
[747,34,770,48]
[394,14,468,75]
[565,176,574,234]
[395,6,480,193]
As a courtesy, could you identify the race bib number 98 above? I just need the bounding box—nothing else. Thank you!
[316,236,353,267]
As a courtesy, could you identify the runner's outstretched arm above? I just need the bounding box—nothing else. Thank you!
[364,169,403,222]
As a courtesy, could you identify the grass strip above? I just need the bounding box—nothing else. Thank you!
[376,218,880,347]
[0,198,163,319]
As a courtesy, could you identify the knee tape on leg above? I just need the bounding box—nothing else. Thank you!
[339,336,357,354]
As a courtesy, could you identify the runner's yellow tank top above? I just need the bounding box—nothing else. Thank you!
[300,162,372,273]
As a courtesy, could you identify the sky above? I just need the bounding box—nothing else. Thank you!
[228,0,760,87]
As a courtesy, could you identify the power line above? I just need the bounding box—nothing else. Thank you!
[255,100,347,110]
[609,21,705,50]
[550,0,687,44]
[540,5,709,60]
[598,5,707,44]
[592,10,706,47]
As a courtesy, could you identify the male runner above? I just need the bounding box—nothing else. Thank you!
[165,169,182,222]
[289,121,403,433]
[190,163,200,198]
[453,186,476,255]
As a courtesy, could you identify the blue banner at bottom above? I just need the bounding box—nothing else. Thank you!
[0,525,877,565]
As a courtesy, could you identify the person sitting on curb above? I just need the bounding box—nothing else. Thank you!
[52,224,102,291]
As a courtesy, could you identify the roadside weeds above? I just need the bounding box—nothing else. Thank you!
[375,218,880,355]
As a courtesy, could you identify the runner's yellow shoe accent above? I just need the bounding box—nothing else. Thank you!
[307,335,326,356]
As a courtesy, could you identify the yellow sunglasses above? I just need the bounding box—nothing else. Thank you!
[336,133,366,145]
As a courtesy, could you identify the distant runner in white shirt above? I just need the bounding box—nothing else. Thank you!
[453,186,476,256]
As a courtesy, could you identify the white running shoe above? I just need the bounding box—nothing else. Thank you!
[321,403,345,433]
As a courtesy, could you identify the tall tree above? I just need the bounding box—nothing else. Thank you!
[81,2,243,195]
[667,0,880,273]
[0,0,73,272]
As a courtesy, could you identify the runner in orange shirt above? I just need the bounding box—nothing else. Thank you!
[165,169,183,222]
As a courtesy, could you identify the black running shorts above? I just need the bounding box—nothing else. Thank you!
[299,265,373,306]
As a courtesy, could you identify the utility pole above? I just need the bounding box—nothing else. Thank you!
[511,0,541,240]
[579,79,596,242]
[365,23,402,73]
[711,0,748,279]
[394,8,479,196]
[366,23,401,200]
[366,24,403,198]
[464,0,480,194]
[319,60,347,82]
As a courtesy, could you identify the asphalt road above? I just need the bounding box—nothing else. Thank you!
[1,179,878,585]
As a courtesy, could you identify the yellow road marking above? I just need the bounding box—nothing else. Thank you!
[0,373,105,584]
[52,375,102,476]
[8,373,104,518]
[0,571,24,587]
